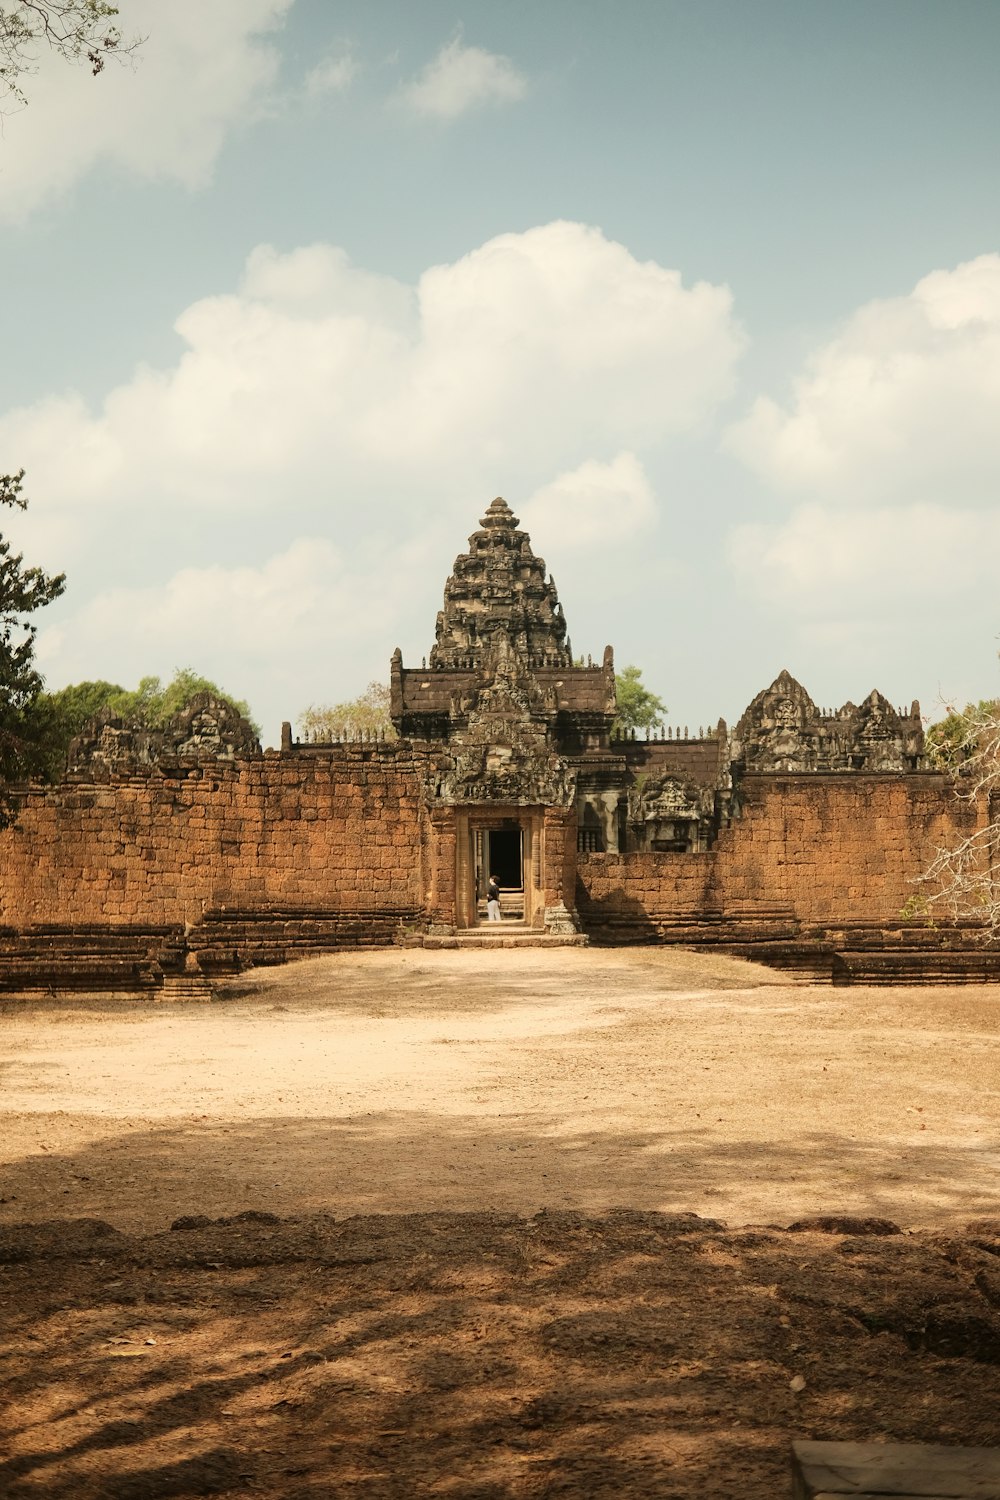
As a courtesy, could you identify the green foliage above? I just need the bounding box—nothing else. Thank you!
[110,668,257,731]
[1,2,141,107]
[41,678,124,737]
[900,894,935,926]
[298,681,396,742]
[924,700,1000,770]
[0,470,66,826]
[36,668,259,779]
[614,663,666,734]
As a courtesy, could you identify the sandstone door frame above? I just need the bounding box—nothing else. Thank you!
[455,807,542,928]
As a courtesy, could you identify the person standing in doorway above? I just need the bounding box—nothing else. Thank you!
[487,874,502,921]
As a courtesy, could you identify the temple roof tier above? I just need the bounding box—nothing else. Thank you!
[428,496,572,670]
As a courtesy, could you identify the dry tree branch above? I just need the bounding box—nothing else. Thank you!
[911,699,1000,939]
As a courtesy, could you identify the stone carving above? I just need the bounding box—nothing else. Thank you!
[629,775,701,820]
[167,694,260,759]
[732,671,923,774]
[391,497,615,745]
[843,690,924,771]
[732,670,827,772]
[430,497,571,669]
[627,772,715,852]
[429,638,575,808]
[66,708,163,776]
[67,692,260,776]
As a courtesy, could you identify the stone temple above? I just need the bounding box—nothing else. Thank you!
[0,497,995,994]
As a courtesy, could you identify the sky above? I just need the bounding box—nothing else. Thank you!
[1,0,999,745]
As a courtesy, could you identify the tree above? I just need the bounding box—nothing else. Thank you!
[924,699,1000,770]
[109,668,257,731]
[614,663,666,734]
[1,2,141,108]
[298,681,396,743]
[0,470,65,828]
[913,693,1000,939]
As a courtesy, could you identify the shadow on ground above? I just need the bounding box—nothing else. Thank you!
[1,1209,999,1499]
[1,1111,998,1233]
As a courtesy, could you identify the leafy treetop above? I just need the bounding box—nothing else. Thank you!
[298,682,396,742]
[614,663,666,734]
[924,699,1000,771]
[0,470,66,826]
[41,668,259,743]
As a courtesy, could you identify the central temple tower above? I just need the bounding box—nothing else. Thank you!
[390,497,616,750]
[429,495,572,668]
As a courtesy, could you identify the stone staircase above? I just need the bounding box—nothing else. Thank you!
[474,891,526,921]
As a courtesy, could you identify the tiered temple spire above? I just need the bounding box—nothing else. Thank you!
[429,497,572,669]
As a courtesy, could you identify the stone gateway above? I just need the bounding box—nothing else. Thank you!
[0,498,996,994]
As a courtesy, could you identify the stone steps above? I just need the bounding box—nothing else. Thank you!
[158,975,216,1002]
[408,930,588,949]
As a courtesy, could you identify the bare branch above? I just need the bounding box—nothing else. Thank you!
[914,695,1000,940]
[1,2,143,108]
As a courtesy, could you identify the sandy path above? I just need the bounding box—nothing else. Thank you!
[1,947,997,1232]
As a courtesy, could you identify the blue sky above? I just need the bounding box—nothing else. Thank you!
[2,0,999,742]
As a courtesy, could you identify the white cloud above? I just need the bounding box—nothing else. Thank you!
[7,221,742,730]
[399,35,527,120]
[0,0,293,222]
[304,48,357,98]
[34,535,436,743]
[730,502,1000,614]
[520,453,657,552]
[725,251,1000,684]
[727,254,1000,509]
[2,221,742,535]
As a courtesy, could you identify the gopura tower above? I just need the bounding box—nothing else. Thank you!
[390,497,617,931]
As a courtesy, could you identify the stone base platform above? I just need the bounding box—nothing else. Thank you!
[792,1439,1000,1498]
[402,929,589,950]
[582,909,1000,984]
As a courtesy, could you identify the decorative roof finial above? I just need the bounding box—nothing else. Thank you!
[480,496,520,529]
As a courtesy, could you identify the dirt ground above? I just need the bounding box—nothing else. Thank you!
[1,947,999,1497]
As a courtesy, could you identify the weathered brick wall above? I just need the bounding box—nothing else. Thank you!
[577,851,717,930]
[719,774,980,924]
[1,756,983,947]
[542,806,579,914]
[0,746,427,928]
[578,773,980,929]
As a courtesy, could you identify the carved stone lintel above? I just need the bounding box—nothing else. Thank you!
[427,639,576,808]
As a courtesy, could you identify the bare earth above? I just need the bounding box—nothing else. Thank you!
[1,948,999,1497]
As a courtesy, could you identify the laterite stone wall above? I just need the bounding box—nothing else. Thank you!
[717,774,981,923]
[0,747,426,929]
[578,773,980,932]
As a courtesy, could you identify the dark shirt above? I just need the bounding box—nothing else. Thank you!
[487,880,500,902]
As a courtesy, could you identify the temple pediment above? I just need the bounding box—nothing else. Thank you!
[733,673,923,773]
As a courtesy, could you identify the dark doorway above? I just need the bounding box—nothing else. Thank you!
[487,828,523,889]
